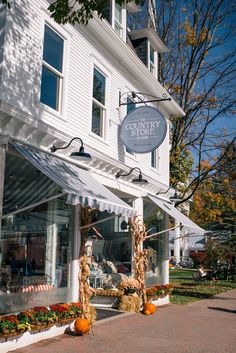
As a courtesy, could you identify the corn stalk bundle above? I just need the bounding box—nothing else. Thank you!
[130,217,148,304]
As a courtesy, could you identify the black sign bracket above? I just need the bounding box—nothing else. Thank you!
[119,91,171,107]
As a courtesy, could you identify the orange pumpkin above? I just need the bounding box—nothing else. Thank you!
[74,318,90,334]
[143,303,156,314]
[144,310,151,315]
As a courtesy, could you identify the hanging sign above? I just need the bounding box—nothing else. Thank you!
[120,106,167,153]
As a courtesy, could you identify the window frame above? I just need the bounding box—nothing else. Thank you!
[40,23,65,113]
[91,66,107,139]
[125,96,136,156]
[148,42,158,79]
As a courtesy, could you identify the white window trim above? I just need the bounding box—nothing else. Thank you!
[39,13,71,120]
[90,65,109,141]
[111,0,127,41]
[148,41,158,79]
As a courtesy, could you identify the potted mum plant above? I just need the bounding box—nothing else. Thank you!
[0,315,21,337]
[30,306,57,330]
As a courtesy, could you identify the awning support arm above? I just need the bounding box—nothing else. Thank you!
[145,224,181,240]
[80,215,117,230]
[2,192,66,219]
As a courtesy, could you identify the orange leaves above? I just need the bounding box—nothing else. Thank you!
[184,19,210,47]
[200,159,212,171]
[184,20,197,46]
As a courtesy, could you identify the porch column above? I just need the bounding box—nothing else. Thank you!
[0,146,6,267]
[71,204,80,302]
[174,220,181,265]
[162,213,169,284]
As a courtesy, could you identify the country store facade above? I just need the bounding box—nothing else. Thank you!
[0,0,203,350]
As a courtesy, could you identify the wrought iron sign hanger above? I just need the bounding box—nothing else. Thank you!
[119,91,171,107]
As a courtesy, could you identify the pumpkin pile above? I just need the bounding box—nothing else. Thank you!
[143,303,156,315]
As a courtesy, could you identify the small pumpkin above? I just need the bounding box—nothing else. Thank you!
[143,303,156,315]
[74,318,90,334]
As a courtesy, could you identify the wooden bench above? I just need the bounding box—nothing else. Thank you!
[192,272,210,284]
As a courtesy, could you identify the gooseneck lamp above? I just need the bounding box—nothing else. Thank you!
[50,137,91,160]
[116,167,148,184]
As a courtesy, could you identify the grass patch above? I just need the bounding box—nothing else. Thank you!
[169,270,236,305]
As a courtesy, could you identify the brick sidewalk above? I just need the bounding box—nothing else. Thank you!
[9,289,236,353]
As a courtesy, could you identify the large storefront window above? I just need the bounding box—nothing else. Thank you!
[86,209,132,290]
[0,152,73,314]
[144,198,165,287]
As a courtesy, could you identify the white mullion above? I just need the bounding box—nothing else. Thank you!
[42,61,63,78]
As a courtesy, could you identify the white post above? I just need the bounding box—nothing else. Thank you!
[0,146,6,267]
[162,213,169,284]
[174,220,180,265]
[71,205,80,302]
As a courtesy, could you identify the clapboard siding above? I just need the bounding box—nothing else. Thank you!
[0,0,170,185]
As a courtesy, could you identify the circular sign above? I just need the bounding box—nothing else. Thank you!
[120,106,167,153]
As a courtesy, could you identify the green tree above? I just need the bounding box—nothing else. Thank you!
[1,0,143,25]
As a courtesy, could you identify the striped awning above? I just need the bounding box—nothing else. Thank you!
[11,142,136,217]
[147,194,204,235]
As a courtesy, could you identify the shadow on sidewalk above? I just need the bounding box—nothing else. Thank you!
[208,306,236,314]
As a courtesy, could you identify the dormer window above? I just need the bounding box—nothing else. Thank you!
[115,2,123,37]
[101,0,127,41]
[129,28,169,80]
[149,44,156,76]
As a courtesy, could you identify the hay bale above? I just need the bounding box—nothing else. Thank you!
[118,295,141,313]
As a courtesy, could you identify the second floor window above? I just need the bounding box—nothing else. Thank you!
[92,68,106,137]
[125,97,136,155]
[40,24,64,111]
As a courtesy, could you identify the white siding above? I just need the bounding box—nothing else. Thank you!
[0,0,170,186]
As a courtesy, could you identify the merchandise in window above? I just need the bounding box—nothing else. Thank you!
[92,67,106,137]
[143,198,165,287]
[40,24,64,111]
[0,152,73,314]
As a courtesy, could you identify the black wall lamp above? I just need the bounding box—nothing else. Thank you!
[50,137,91,160]
[116,167,148,184]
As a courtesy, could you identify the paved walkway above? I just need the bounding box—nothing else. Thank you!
[10,289,236,353]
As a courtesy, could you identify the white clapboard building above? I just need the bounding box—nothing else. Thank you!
[0,1,204,349]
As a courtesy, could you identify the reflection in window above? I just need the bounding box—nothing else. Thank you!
[0,152,73,314]
[144,198,165,287]
[40,24,64,111]
[92,68,106,137]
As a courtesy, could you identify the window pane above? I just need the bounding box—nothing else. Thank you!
[150,45,154,63]
[40,66,59,110]
[115,2,122,23]
[126,98,135,154]
[0,153,73,314]
[92,102,103,136]
[93,68,106,105]
[43,25,64,72]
